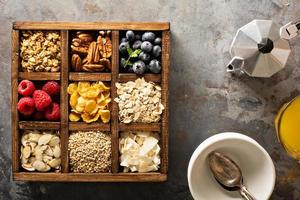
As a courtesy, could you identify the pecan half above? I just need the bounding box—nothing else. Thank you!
[99,58,111,70]
[87,42,99,64]
[77,33,93,43]
[71,54,82,72]
[97,36,112,58]
[71,45,89,56]
[82,64,105,72]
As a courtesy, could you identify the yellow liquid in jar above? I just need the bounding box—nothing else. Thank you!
[275,96,300,160]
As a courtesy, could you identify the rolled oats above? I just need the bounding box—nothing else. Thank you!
[114,78,164,123]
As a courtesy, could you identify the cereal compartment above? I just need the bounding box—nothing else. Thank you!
[20,31,61,72]
[68,131,112,173]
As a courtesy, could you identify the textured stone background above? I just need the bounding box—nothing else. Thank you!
[1,0,300,199]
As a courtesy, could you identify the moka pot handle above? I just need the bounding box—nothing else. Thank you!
[280,20,300,40]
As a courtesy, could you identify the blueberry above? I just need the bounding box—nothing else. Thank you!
[132,40,142,50]
[126,30,135,41]
[133,60,146,74]
[149,59,161,73]
[141,41,153,53]
[142,32,155,42]
[135,34,141,40]
[119,42,129,55]
[120,58,127,68]
[121,37,127,43]
[127,66,134,73]
[152,45,162,57]
[154,37,162,45]
[139,51,151,63]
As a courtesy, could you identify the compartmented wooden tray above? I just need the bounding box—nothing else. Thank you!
[11,22,170,182]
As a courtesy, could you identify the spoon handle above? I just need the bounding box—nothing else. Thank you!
[240,185,256,200]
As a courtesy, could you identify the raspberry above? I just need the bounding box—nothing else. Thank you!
[17,97,35,116]
[33,90,52,111]
[33,111,44,120]
[42,81,60,96]
[18,80,36,96]
[45,103,60,121]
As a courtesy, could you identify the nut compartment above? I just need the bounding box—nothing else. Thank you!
[11,21,169,182]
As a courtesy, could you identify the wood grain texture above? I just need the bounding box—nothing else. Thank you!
[160,31,170,174]
[13,172,167,182]
[19,121,60,130]
[69,72,111,81]
[118,73,161,82]
[12,22,170,182]
[119,123,161,132]
[11,29,20,172]
[69,122,110,131]
[13,22,170,31]
[18,72,60,80]
[111,31,119,173]
[60,30,69,173]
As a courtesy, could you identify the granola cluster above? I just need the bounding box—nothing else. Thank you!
[20,31,61,72]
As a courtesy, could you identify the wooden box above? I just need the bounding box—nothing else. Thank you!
[11,22,170,182]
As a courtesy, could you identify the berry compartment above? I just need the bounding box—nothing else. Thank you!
[119,30,162,75]
[17,80,61,122]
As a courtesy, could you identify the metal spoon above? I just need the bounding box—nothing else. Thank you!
[208,151,256,200]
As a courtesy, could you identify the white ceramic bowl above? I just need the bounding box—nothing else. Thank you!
[187,132,276,200]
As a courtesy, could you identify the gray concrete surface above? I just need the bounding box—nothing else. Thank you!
[1,0,300,199]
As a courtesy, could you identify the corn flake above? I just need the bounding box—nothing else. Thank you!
[68,81,111,123]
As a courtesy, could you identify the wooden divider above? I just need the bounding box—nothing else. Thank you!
[11,29,20,173]
[111,31,119,173]
[160,30,170,174]
[60,30,69,173]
